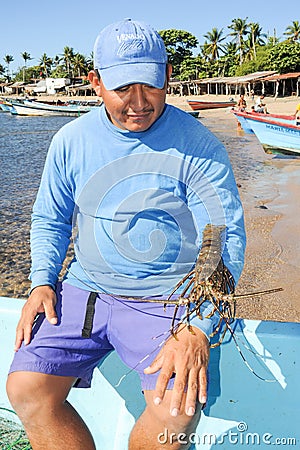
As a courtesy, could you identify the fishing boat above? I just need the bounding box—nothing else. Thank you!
[232,110,296,134]
[1,296,299,449]
[9,99,93,117]
[239,113,300,156]
[187,99,236,111]
[0,99,16,114]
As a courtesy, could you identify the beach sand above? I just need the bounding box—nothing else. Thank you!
[2,93,300,323]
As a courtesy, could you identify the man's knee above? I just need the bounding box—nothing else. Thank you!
[144,390,201,428]
[6,372,75,422]
[130,401,201,449]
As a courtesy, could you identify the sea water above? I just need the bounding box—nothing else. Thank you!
[0,113,73,296]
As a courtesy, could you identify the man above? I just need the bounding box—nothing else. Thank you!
[6,19,245,449]
[237,93,247,111]
[254,94,267,113]
[295,102,300,124]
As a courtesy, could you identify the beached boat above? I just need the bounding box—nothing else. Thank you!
[0,99,16,114]
[232,110,296,134]
[187,99,236,111]
[1,296,299,449]
[9,99,93,117]
[240,113,300,156]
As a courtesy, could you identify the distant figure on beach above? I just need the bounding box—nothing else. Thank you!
[237,94,247,112]
[6,18,246,450]
[250,89,255,101]
[295,103,300,125]
[254,95,267,114]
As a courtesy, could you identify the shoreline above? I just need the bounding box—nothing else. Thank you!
[5,91,300,114]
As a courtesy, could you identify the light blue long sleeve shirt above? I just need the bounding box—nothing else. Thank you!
[30,104,246,338]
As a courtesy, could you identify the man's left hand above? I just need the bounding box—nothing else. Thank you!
[144,324,210,417]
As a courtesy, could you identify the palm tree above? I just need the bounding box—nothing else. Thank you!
[284,20,300,41]
[3,54,14,80]
[248,22,267,60]
[21,51,33,82]
[0,63,5,77]
[228,18,249,65]
[53,54,62,68]
[39,53,52,77]
[72,53,87,77]
[202,28,226,60]
[220,42,238,76]
[201,41,212,62]
[86,52,94,72]
[62,46,74,76]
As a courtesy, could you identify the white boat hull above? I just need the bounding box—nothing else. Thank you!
[10,100,92,117]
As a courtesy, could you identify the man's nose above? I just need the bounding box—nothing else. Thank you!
[130,85,149,110]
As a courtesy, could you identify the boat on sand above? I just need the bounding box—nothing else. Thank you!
[235,111,300,156]
[187,99,236,111]
[232,109,296,134]
[0,296,299,449]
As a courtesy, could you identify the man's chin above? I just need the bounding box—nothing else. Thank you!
[124,120,154,132]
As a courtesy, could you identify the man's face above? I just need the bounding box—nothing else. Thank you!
[91,65,172,132]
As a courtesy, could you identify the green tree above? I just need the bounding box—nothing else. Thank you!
[72,53,88,77]
[228,18,249,64]
[178,56,199,80]
[266,40,300,73]
[53,54,62,68]
[0,63,5,78]
[248,22,267,60]
[234,59,258,76]
[159,29,198,78]
[219,42,239,76]
[202,28,226,60]
[62,46,74,76]
[21,51,33,82]
[86,52,94,72]
[39,53,52,77]
[3,54,14,80]
[284,20,300,42]
[50,54,67,78]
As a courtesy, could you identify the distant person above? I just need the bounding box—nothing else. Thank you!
[294,103,300,125]
[237,94,247,112]
[254,95,267,114]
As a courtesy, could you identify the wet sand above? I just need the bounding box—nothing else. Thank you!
[2,93,300,323]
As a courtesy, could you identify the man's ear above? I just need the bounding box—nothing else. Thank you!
[166,64,172,82]
[88,70,102,97]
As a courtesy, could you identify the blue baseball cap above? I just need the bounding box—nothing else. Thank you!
[93,19,168,90]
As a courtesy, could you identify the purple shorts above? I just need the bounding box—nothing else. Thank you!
[9,283,185,390]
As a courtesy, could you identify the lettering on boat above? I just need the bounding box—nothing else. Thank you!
[266,124,283,132]
[265,124,300,136]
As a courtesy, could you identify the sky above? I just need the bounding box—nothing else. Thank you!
[1,0,299,74]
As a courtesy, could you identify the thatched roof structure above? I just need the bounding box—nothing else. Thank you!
[66,83,95,96]
[261,72,300,97]
[168,71,300,97]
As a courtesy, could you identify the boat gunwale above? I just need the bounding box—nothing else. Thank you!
[234,110,299,130]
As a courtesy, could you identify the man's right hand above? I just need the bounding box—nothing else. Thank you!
[15,285,57,351]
